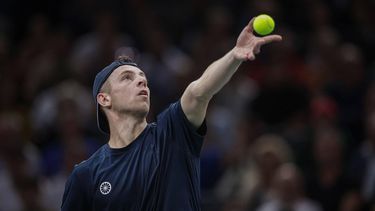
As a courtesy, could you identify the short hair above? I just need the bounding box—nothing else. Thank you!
[116,55,135,63]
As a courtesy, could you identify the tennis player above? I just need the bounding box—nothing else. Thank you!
[61,18,282,210]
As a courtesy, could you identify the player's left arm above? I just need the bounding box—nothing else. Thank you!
[181,18,282,128]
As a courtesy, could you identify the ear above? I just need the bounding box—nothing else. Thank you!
[97,92,111,108]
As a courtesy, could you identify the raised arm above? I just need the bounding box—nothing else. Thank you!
[181,18,282,128]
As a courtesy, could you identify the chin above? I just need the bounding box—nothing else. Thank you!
[119,102,150,119]
[136,109,149,119]
[136,104,150,118]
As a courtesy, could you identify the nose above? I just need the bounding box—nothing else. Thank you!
[137,77,147,87]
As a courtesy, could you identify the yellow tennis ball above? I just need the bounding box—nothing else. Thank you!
[253,14,275,36]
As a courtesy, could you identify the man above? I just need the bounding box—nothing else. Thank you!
[61,18,282,210]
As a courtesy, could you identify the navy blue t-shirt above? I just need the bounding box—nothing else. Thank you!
[61,101,206,211]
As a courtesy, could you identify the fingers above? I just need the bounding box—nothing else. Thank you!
[246,18,256,33]
[254,44,261,54]
[246,51,255,61]
[252,35,281,55]
[262,35,283,44]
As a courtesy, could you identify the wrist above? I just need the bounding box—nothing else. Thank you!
[230,48,246,64]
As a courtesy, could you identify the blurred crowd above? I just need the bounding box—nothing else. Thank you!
[0,0,375,210]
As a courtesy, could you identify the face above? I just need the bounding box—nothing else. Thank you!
[98,65,150,119]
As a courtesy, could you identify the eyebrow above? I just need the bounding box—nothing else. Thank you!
[118,70,147,79]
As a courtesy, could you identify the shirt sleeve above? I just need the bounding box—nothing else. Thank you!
[61,167,90,211]
[156,100,207,156]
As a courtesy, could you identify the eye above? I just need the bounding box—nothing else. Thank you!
[121,73,133,81]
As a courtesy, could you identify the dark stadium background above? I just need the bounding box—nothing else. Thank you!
[0,0,374,210]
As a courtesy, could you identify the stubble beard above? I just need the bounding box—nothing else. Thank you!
[119,103,149,120]
[131,108,149,119]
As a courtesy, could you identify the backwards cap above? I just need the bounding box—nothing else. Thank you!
[92,57,138,134]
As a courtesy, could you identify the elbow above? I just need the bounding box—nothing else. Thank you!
[187,80,212,102]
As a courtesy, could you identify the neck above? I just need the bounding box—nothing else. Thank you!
[107,114,147,148]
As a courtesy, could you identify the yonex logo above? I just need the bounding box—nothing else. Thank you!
[100,181,111,195]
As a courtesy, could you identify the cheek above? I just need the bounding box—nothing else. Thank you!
[111,88,130,105]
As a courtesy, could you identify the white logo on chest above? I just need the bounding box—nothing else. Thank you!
[99,181,112,195]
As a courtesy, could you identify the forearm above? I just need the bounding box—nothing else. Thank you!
[190,48,242,100]
[181,48,242,127]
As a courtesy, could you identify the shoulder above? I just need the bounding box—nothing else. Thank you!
[156,101,195,128]
[157,101,182,119]
[72,144,107,177]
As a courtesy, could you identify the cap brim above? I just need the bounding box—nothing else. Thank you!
[96,103,110,134]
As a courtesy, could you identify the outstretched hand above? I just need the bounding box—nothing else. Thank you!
[233,18,282,61]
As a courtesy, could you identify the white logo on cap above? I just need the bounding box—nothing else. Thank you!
[100,181,111,195]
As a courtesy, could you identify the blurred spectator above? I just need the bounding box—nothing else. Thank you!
[305,125,349,211]
[34,80,101,210]
[39,94,100,177]
[30,80,96,146]
[256,163,322,211]
[215,134,293,210]
[310,95,338,127]
[0,112,43,211]
[325,43,367,148]
[347,111,375,209]
[339,191,365,211]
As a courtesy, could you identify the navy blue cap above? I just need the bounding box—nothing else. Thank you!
[93,60,138,134]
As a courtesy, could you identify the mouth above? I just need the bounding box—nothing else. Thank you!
[138,90,148,97]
